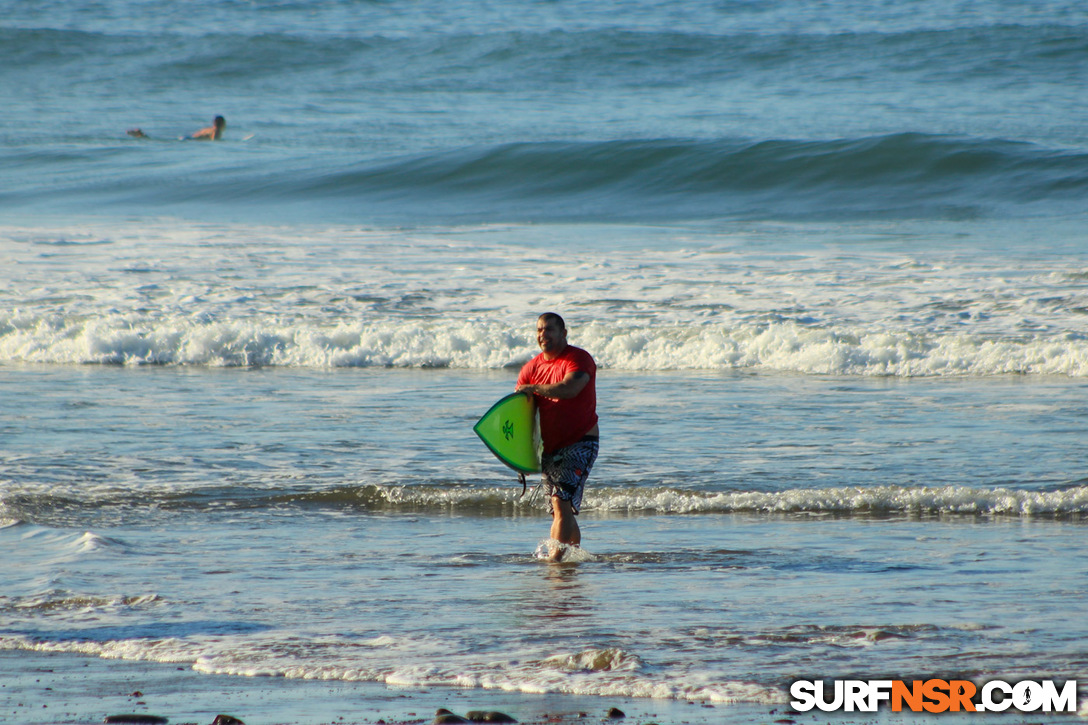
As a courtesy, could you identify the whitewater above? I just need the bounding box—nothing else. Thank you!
[3,220,1087,376]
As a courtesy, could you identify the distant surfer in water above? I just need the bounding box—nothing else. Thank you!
[126,115,226,140]
[516,313,599,562]
[190,115,226,140]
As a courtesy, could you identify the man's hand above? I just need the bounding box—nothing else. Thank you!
[516,371,589,400]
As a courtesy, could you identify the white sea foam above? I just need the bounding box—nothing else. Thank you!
[5,482,1086,517]
[189,642,787,705]
[585,484,1088,516]
[3,591,163,614]
[0,630,786,705]
[0,634,200,664]
[3,221,1087,376]
[4,313,1088,376]
[544,647,641,672]
[323,483,1088,517]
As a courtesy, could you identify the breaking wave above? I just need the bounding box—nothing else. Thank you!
[6,483,1086,519]
[3,316,1088,376]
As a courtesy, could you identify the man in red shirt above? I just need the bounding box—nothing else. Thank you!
[516,313,599,561]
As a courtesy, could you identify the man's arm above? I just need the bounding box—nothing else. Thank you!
[516,370,589,400]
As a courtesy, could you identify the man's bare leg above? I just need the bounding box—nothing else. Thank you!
[548,495,581,562]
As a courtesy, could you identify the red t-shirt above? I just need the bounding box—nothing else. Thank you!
[517,345,598,454]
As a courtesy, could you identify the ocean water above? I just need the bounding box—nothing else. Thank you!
[2,0,1087,720]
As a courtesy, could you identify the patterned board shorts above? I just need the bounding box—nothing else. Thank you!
[542,436,599,514]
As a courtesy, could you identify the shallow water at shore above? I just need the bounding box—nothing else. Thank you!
[3,366,1087,716]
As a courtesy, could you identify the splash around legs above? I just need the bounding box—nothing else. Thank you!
[549,495,580,560]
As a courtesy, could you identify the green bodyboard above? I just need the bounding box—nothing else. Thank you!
[473,392,542,474]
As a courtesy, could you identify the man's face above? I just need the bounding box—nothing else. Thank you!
[536,317,567,356]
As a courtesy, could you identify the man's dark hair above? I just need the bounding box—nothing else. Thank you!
[539,312,566,330]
